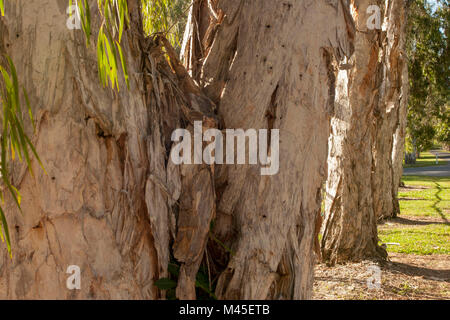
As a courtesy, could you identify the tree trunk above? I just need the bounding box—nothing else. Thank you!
[372,0,408,220]
[322,0,408,263]
[0,0,217,299]
[391,48,409,211]
[0,0,354,300]
[183,0,355,299]
[0,0,158,299]
[322,0,386,264]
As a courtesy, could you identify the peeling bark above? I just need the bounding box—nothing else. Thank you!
[373,0,409,220]
[0,0,356,300]
[322,0,386,264]
[0,0,215,299]
[322,0,409,264]
[184,0,355,299]
[0,0,159,299]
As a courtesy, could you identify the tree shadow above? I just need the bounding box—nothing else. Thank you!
[386,216,450,227]
[383,260,450,284]
[432,182,448,223]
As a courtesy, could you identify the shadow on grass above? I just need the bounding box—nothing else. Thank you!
[385,217,450,227]
[433,182,448,223]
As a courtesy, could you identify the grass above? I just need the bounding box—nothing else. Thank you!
[379,224,450,255]
[403,152,448,168]
[401,175,450,189]
[399,200,450,217]
[398,175,449,218]
[378,174,450,255]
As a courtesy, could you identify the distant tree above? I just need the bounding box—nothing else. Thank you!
[407,0,449,153]
[142,0,190,50]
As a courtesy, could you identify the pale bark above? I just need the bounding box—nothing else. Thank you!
[372,0,408,220]
[184,0,355,299]
[322,0,409,264]
[0,0,216,299]
[0,0,158,299]
[391,57,409,212]
[322,0,387,264]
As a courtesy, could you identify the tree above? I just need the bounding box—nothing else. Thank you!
[322,0,409,264]
[0,0,354,299]
[372,0,409,221]
[406,0,449,153]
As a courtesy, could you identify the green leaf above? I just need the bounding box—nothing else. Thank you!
[116,41,129,89]
[0,206,12,258]
[154,278,177,290]
[0,54,45,256]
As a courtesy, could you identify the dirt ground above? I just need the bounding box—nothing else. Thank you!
[313,253,450,300]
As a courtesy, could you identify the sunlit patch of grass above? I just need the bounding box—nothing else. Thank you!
[401,176,450,189]
[379,224,450,255]
[399,200,450,217]
[399,176,449,219]
[399,188,450,201]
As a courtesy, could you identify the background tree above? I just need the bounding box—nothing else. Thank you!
[322,0,409,263]
[372,0,410,220]
[406,0,449,154]
[141,0,190,50]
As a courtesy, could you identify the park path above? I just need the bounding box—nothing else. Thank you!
[403,151,450,177]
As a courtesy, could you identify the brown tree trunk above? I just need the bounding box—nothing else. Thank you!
[0,0,160,299]
[183,0,355,299]
[372,0,408,221]
[0,0,218,299]
[322,0,408,264]
[322,0,386,264]
[391,57,409,212]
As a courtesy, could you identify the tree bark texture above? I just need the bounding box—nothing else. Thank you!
[322,0,408,264]
[0,0,217,299]
[183,0,355,299]
[322,0,386,264]
[373,0,409,220]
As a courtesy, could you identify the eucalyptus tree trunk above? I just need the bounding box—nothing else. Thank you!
[322,0,408,264]
[182,0,355,299]
[322,0,387,264]
[0,0,214,299]
[0,0,354,300]
[391,59,409,212]
[372,0,408,220]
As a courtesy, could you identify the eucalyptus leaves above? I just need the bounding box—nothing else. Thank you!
[71,0,130,91]
[0,56,44,257]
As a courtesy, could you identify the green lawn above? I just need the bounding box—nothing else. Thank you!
[378,175,450,255]
[379,224,450,255]
[399,200,450,217]
[398,175,450,218]
[401,175,450,189]
[403,152,448,168]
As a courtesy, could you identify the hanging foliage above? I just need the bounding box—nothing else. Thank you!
[0,56,44,257]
